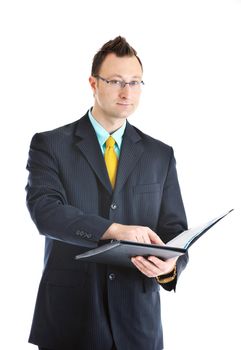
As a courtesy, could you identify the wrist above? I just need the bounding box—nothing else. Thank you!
[101,223,120,240]
[156,264,177,284]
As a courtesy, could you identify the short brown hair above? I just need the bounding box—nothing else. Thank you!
[91,36,143,76]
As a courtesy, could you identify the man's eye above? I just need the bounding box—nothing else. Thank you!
[129,81,139,86]
[109,80,122,85]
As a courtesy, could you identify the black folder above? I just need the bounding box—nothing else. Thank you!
[76,240,186,268]
[75,209,233,268]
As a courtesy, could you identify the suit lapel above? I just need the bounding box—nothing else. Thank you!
[114,122,144,194]
[74,114,144,195]
[74,114,112,194]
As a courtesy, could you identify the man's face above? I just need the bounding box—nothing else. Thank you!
[90,53,143,122]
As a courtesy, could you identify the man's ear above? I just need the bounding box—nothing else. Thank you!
[89,76,97,95]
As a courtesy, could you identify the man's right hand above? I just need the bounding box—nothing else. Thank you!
[101,223,164,245]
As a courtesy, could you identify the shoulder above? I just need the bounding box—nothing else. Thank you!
[130,124,174,156]
[34,119,79,140]
[30,113,89,147]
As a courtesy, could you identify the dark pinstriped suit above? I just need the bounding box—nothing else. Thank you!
[26,112,188,350]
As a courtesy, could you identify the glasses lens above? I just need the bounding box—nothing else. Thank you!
[97,76,144,89]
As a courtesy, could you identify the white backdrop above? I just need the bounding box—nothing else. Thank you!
[0,0,240,349]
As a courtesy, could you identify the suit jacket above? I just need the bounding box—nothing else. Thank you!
[26,112,188,350]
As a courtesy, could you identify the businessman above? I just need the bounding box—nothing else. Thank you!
[26,36,188,350]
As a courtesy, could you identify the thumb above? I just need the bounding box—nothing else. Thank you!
[149,231,164,245]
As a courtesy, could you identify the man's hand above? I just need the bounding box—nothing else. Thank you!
[102,223,177,278]
[131,256,177,278]
[102,223,163,244]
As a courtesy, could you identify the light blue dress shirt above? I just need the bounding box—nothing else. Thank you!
[88,109,126,158]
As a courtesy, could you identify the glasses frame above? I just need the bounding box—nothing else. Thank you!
[94,75,144,89]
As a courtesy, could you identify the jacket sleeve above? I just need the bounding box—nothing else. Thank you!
[26,132,113,248]
[157,148,189,291]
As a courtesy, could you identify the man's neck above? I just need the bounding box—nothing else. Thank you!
[91,108,126,133]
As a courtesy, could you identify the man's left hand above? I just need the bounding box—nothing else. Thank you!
[131,255,177,278]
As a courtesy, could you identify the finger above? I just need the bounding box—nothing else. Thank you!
[132,256,161,277]
[148,256,177,274]
[147,256,166,274]
[142,234,151,244]
[148,231,164,245]
[147,256,165,267]
[132,258,153,277]
[165,256,178,264]
[135,234,151,244]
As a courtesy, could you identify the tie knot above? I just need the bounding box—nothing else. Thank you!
[106,136,115,148]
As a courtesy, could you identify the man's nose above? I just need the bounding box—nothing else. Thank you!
[119,84,131,98]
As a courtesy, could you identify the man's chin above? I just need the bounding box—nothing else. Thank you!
[118,112,130,119]
[116,108,135,119]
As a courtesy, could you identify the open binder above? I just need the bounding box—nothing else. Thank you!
[75,209,233,268]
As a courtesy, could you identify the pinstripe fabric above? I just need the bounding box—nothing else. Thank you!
[26,112,188,350]
[38,346,118,349]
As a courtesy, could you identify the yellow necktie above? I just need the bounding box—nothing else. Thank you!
[104,136,118,188]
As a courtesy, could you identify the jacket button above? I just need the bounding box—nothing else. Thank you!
[76,230,84,236]
[109,273,116,280]
[110,203,117,210]
[76,230,91,239]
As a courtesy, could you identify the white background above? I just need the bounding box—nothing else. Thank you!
[0,0,240,349]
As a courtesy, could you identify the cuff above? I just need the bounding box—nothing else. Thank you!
[155,264,177,284]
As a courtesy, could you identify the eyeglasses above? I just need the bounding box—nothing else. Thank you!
[94,75,144,89]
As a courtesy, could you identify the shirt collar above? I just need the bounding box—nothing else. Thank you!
[88,109,126,149]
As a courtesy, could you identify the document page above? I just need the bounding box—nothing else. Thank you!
[166,209,233,249]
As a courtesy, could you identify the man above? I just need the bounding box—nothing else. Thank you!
[26,36,188,350]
